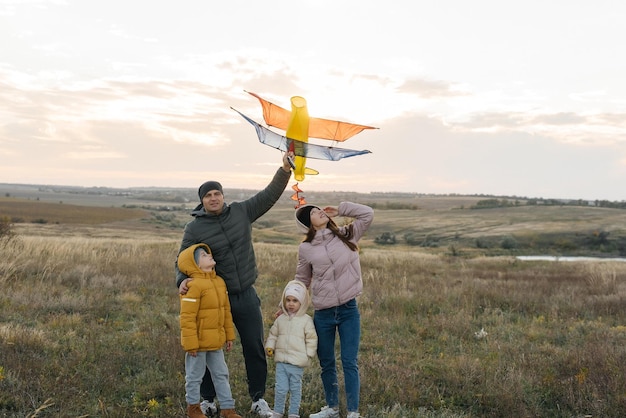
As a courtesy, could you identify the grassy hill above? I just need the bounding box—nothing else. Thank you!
[2,183,625,258]
[2,184,626,416]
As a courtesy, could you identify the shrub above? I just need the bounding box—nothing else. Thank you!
[500,236,518,249]
[0,216,15,243]
[375,232,397,245]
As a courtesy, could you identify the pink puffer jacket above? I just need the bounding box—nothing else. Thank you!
[295,202,374,310]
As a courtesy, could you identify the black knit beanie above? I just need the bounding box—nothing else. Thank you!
[296,205,319,232]
[198,181,223,201]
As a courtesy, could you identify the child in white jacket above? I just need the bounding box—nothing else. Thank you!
[265,280,318,418]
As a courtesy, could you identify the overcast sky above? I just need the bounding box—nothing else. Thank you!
[1,0,625,201]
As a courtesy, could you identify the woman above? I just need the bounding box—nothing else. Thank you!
[293,202,374,418]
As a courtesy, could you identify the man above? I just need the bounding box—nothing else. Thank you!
[176,152,293,417]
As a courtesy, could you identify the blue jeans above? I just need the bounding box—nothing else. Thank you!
[273,362,304,415]
[185,350,235,409]
[313,299,361,413]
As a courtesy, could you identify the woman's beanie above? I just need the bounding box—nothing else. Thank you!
[198,181,223,201]
[295,204,319,233]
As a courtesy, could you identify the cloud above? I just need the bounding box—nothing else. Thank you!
[2,1,626,201]
[397,78,470,99]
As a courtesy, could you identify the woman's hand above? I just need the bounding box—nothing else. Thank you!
[274,308,284,319]
[323,206,339,218]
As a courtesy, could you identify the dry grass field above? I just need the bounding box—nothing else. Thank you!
[1,187,626,417]
[0,198,148,225]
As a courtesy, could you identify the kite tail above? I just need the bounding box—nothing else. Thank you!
[291,183,306,208]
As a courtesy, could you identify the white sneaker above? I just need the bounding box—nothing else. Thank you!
[251,399,273,417]
[310,406,339,418]
[200,400,217,416]
[347,412,361,418]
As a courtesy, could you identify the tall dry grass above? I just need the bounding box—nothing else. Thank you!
[1,232,626,417]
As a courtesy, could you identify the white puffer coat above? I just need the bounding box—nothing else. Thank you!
[265,280,317,367]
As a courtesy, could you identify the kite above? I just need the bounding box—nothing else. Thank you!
[233,91,377,207]
[246,91,376,142]
[231,109,372,163]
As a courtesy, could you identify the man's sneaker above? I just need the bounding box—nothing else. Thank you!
[250,399,273,417]
[347,412,361,418]
[200,400,217,416]
[310,406,339,418]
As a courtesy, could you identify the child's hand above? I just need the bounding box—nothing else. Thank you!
[187,350,197,357]
[225,341,233,352]
[265,348,274,358]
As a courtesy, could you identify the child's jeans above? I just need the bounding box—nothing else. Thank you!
[273,362,304,415]
[185,350,235,409]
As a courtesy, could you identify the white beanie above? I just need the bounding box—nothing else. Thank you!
[284,282,306,304]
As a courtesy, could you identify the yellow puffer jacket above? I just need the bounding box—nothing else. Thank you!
[178,243,235,352]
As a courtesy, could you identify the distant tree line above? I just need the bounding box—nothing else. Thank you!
[471,198,626,209]
[374,229,626,256]
[365,202,419,210]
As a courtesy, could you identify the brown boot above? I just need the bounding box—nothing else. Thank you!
[187,403,207,418]
[220,409,242,418]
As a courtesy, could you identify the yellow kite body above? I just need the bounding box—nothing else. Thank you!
[286,96,314,181]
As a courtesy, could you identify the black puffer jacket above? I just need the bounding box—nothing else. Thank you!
[175,167,290,294]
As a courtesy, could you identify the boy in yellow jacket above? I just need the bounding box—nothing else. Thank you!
[179,243,241,418]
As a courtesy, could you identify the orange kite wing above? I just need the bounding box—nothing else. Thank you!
[246,91,292,131]
[246,91,378,142]
[308,116,377,142]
